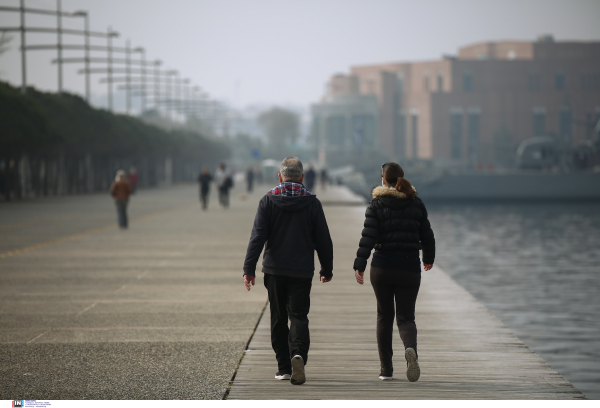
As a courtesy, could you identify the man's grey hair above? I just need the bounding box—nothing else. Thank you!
[280,157,303,179]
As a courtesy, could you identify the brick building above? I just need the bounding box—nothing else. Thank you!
[311,36,600,165]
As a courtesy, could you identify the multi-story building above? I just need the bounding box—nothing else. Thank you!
[311,36,600,166]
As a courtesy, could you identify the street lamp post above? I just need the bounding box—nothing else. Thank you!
[71,10,89,102]
[133,47,146,113]
[106,26,119,111]
[19,0,26,93]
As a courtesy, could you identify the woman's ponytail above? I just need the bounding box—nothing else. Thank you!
[395,176,416,200]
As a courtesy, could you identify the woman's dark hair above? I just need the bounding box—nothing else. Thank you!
[381,162,416,200]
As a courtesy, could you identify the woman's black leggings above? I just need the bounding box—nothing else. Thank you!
[370,266,421,370]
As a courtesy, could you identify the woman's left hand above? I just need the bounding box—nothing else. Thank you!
[423,263,433,271]
[355,270,364,285]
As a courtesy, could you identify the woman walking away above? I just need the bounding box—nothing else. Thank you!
[198,167,213,210]
[353,162,435,382]
[110,170,132,229]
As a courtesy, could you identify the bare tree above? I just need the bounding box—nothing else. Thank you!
[258,107,300,147]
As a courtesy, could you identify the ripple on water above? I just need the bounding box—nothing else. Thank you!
[428,201,600,400]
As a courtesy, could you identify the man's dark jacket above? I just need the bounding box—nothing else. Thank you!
[243,181,333,279]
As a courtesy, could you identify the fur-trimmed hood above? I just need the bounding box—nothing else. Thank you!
[371,185,417,199]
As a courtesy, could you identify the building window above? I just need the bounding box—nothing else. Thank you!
[437,72,444,92]
[423,76,430,92]
[581,72,600,90]
[533,110,546,136]
[450,112,462,159]
[528,71,540,91]
[326,115,347,147]
[559,106,572,141]
[395,112,406,158]
[463,72,473,92]
[468,111,480,160]
[396,74,404,94]
[555,71,566,91]
[411,114,418,158]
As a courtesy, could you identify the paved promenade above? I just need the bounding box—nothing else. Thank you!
[0,182,585,399]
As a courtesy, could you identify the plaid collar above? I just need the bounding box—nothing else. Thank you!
[267,181,314,197]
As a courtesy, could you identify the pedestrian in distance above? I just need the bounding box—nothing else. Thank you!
[215,163,233,209]
[128,166,139,194]
[353,162,435,382]
[246,166,255,193]
[109,170,133,229]
[304,166,316,192]
[198,167,213,210]
[243,156,334,385]
[320,168,328,191]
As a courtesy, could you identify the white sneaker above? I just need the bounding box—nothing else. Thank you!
[290,355,306,385]
[405,348,420,382]
[275,371,291,380]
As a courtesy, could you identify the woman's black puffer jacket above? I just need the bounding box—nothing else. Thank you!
[353,185,435,272]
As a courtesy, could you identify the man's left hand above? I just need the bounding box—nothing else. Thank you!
[320,274,332,283]
[244,275,255,291]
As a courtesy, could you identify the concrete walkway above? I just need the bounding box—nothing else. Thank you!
[0,183,268,399]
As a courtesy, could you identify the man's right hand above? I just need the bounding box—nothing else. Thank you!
[320,274,332,283]
[244,275,255,291]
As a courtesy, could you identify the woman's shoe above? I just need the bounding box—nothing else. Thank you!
[405,348,420,382]
[379,367,393,380]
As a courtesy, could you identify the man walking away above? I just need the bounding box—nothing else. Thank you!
[243,157,334,385]
[304,166,316,192]
[198,167,213,210]
[215,163,233,208]
[246,166,255,193]
[110,170,132,229]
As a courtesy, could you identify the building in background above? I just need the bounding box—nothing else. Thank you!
[312,36,600,167]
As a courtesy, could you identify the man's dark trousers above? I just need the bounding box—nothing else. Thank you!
[264,273,312,371]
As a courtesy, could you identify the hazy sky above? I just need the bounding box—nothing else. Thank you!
[1,0,600,110]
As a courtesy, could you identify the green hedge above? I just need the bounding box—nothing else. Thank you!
[0,81,230,162]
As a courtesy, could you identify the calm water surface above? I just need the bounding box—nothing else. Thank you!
[427,202,600,399]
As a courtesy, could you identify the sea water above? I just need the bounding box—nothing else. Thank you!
[427,201,600,399]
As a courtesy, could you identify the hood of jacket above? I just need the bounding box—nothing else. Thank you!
[371,185,417,199]
[267,181,316,212]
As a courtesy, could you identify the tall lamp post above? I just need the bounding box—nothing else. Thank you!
[106,26,119,111]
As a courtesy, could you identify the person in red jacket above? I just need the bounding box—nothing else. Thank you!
[109,170,132,229]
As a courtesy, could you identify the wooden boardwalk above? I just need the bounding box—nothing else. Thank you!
[228,188,585,400]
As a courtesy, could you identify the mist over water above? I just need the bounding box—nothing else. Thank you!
[428,201,600,399]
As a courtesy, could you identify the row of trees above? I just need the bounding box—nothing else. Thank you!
[0,82,230,200]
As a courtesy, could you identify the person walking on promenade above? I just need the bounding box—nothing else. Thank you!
[215,163,233,208]
[353,162,435,382]
[246,166,255,193]
[304,166,316,192]
[109,170,132,229]
[128,167,139,194]
[243,156,334,385]
[198,167,213,210]
[320,168,328,191]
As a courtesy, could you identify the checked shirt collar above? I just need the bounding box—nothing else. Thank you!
[267,181,314,197]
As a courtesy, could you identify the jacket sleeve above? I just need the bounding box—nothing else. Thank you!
[418,200,435,265]
[353,203,379,272]
[109,182,116,197]
[313,199,334,278]
[243,196,270,276]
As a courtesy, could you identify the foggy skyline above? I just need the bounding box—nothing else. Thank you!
[1,0,599,110]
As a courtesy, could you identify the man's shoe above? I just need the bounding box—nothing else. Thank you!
[379,367,393,380]
[290,355,306,385]
[275,370,291,380]
[405,348,420,382]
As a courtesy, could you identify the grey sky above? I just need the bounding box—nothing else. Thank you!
[1,0,599,109]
